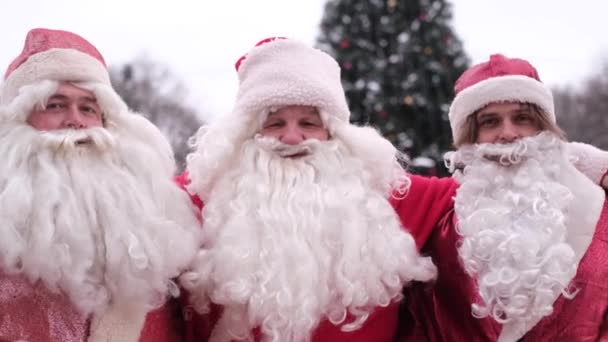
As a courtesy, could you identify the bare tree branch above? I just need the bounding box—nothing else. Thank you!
[554,60,608,148]
[109,56,204,172]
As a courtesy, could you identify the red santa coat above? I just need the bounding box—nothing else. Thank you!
[0,272,184,342]
[397,199,608,341]
[175,173,457,342]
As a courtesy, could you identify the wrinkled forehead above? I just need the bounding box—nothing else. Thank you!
[476,101,531,116]
[4,79,119,128]
[267,105,320,118]
[257,104,327,129]
[49,82,98,101]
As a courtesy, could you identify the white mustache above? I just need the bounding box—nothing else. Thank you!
[37,127,116,152]
[254,135,331,158]
[273,144,313,158]
[445,132,562,171]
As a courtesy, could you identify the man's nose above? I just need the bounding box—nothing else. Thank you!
[498,121,519,143]
[62,105,86,129]
[279,125,305,145]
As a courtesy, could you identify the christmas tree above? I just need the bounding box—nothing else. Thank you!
[317,0,469,175]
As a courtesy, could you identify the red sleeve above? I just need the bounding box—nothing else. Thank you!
[600,316,608,341]
[179,290,219,342]
[601,170,608,188]
[174,171,204,211]
[390,174,458,250]
[174,172,210,340]
[138,299,185,342]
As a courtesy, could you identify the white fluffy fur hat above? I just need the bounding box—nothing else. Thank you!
[233,37,351,127]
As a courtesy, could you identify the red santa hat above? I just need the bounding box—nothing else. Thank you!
[448,54,555,140]
[1,28,127,122]
[232,37,350,127]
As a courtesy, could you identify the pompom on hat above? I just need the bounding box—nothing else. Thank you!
[1,28,112,106]
[448,54,555,141]
[232,37,351,127]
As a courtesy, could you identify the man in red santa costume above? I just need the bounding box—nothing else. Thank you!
[0,28,202,341]
[399,54,608,341]
[176,37,461,342]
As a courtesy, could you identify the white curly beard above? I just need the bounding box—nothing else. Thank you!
[0,122,201,316]
[447,132,603,338]
[182,135,436,342]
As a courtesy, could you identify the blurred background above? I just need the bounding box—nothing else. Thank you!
[1,0,607,173]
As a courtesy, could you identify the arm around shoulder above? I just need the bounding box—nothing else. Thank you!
[391,174,458,249]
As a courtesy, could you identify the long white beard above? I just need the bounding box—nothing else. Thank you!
[182,136,436,342]
[0,123,201,315]
[446,132,579,329]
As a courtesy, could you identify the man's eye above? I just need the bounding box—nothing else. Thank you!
[302,118,325,127]
[81,106,99,115]
[516,115,532,123]
[479,119,497,127]
[46,103,64,110]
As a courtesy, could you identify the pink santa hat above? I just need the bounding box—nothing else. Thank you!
[448,54,555,140]
[232,37,351,128]
[0,28,129,123]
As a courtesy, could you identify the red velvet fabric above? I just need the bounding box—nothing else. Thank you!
[0,272,183,342]
[398,198,608,341]
[0,273,89,342]
[139,299,185,342]
[453,54,541,94]
[6,28,106,79]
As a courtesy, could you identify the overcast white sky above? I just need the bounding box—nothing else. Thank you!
[1,0,607,121]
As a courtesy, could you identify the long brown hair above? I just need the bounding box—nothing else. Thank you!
[453,102,565,147]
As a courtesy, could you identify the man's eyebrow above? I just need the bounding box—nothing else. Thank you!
[47,95,98,103]
[81,96,98,103]
[48,94,67,100]
[477,112,497,119]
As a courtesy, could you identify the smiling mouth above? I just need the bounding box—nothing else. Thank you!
[283,151,310,158]
[75,137,92,145]
[274,145,313,159]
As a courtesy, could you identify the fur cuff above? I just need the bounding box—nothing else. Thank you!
[88,302,147,342]
[567,142,608,185]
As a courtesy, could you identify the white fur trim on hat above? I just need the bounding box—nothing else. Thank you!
[234,39,350,125]
[1,79,128,124]
[1,48,111,105]
[449,75,555,141]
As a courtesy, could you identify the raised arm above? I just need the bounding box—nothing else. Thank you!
[391,174,458,250]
